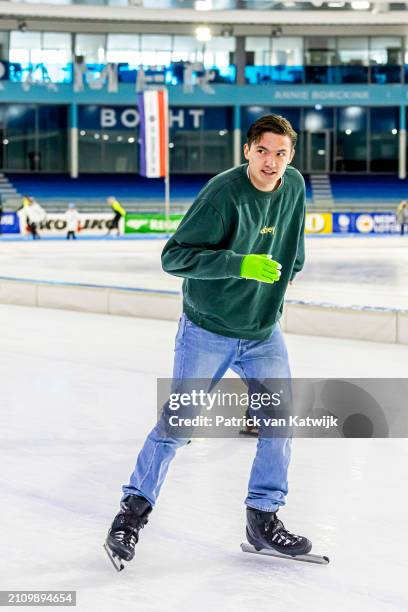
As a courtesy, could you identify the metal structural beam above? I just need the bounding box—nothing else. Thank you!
[1,3,408,25]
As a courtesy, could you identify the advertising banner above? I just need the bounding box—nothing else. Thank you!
[125,214,183,234]
[305,212,333,234]
[0,212,20,234]
[22,213,118,236]
[333,212,399,234]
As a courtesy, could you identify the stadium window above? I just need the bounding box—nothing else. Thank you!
[370,107,398,172]
[304,37,337,84]
[337,37,369,83]
[336,107,368,172]
[140,35,172,67]
[106,34,141,66]
[370,37,402,84]
[171,36,197,63]
[75,34,107,64]
[9,31,42,66]
[202,36,235,70]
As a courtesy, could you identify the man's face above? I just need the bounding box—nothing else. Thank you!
[243,132,295,192]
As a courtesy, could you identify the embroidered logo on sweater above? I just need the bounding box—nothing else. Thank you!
[260,226,276,235]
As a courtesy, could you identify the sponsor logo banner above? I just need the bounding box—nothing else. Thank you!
[26,213,117,235]
[0,212,20,234]
[305,212,333,234]
[333,212,399,234]
[125,213,183,234]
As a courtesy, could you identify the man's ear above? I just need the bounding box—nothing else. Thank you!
[243,143,249,160]
[289,148,295,164]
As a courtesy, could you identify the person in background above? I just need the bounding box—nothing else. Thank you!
[25,197,46,240]
[396,200,408,236]
[65,203,80,240]
[107,196,126,237]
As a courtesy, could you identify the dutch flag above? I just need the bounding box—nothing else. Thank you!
[138,89,169,178]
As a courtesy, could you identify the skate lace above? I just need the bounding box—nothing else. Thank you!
[265,517,302,547]
[112,512,147,548]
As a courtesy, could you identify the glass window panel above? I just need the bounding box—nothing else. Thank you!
[370,37,401,65]
[42,32,71,52]
[10,31,41,52]
[370,107,398,172]
[205,37,235,52]
[305,37,336,66]
[107,34,140,51]
[271,37,302,66]
[172,36,198,52]
[106,50,141,64]
[75,34,107,63]
[338,37,369,65]
[245,37,270,66]
[141,35,172,51]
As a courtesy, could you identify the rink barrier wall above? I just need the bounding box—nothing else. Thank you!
[0,276,407,345]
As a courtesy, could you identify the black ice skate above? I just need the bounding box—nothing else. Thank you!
[242,507,329,565]
[104,495,152,571]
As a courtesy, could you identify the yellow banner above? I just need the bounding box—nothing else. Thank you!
[305,212,333,234]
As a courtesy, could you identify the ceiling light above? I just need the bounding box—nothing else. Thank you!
[195,0,211,9]
[351,1,370,9]
[392,129,398,135]
[345,129,352,135]
[195,26,212,43]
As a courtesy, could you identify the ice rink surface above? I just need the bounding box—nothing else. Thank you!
[1,304,408,612]
[1,234,408,309]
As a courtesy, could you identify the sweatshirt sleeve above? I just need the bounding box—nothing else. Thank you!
[161,199,243,279]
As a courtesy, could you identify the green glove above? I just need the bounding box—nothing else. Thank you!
[240,254,282,284]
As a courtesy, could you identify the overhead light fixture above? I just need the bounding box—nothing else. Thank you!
[195,0,212,10]
[351,1,370,9]
[328,1,345,6]
[195,26,212,43]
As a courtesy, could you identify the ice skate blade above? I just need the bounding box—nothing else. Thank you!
[241,542,330,565]
[104,542,125,572]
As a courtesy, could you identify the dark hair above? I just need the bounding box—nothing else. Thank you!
[246,114,297,149]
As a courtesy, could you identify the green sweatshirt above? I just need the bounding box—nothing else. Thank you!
[162,163,306,340]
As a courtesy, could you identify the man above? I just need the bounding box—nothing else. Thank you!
[65,203,79,240]
[397,200,408,236]
[105,115,309,567]
[107,196,126,236]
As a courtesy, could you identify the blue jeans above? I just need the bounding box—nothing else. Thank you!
[122,314,292,512]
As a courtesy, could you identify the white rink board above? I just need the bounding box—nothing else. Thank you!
[0,235,407,343]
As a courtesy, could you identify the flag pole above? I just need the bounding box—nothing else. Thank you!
[164,88,170,222]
